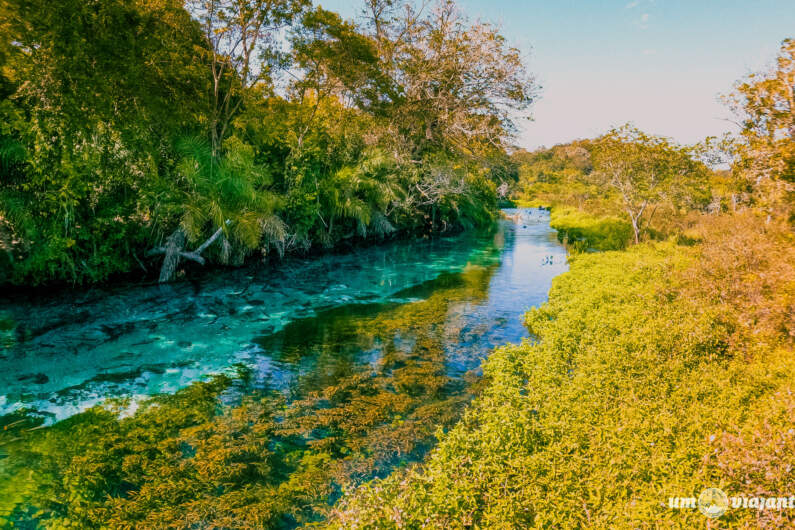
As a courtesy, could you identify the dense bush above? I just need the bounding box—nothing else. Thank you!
[330,213,795,528]
[0,0,530,286]
[549,206,633,252]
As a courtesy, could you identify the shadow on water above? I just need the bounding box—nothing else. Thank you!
[0,209,568,528]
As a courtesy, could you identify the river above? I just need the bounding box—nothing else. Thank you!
[0,208,567,527]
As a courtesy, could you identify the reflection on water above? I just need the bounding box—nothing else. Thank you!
[0,209,567,528]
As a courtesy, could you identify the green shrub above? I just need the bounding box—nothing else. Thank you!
[330,223,795,528]
[550,207,633,252]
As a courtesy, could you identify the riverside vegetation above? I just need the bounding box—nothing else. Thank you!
[0,0,793,527]
[330,39,795,528]
[0,0,533,286]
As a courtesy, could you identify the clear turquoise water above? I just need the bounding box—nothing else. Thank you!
[0,209,567,423]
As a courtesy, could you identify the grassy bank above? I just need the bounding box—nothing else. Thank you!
[515,200,632,252]
[548,207,632,252]
[330,211,795,528]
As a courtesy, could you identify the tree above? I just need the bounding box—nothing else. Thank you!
[148,136,284,281]
[0,0,528,286]
[324,0,535,231]
[592,126,708,244]
[0,0,208,284]
[362,0,537,160]
[144,0,306,281]
[186,0,308,155]
[724,38,794,218]
[288,6,388,152]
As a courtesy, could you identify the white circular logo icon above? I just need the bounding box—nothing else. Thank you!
[698,487,729,519]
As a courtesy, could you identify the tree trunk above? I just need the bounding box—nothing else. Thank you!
[148,222,229,283]
[158,228,186,283]
[630,215,640,245]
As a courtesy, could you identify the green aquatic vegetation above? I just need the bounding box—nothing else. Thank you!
[330,219,795,528]
[0,264,501,528]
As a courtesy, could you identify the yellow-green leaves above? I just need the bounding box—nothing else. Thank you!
[330,214,795,529]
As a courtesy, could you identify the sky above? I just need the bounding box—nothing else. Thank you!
[316,0,795,150]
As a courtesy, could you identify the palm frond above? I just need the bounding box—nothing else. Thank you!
[370,211,396,237]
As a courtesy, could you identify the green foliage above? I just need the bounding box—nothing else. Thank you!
[549,206,633,252]
[514,142,607,211]
[316,150,397,241]
[330,215,795,528]
[163,135,284,256]
[0,0,518,286]
[0,0,208,285]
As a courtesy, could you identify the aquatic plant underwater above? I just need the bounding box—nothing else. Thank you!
[0,213,568,528]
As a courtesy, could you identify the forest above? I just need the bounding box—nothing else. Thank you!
[0,0,531,286]
[0,0,793,528]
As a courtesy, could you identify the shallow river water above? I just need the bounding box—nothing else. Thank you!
[0,208,567,527]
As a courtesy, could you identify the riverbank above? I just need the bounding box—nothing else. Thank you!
[330,210,795,527]
[0,222,478,298]
[0,211,570,528]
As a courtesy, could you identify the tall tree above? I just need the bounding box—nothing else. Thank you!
[362,0,537,159]
[145,0,306,281]
[289,6,388,152]
[724,38,794,217]
[186,0,307,155]
[0,0,208,284]
[592,126,709,244]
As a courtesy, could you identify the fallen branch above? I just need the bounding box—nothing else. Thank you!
[148,221,230,282]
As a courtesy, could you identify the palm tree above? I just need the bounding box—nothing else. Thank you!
[149,136,285,282]
[317,150,398,245]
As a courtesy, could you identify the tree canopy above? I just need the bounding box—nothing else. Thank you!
[591,126,710,244]
[724,38,794,218]
[0,0,535,286]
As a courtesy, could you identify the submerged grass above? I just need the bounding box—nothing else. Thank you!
[330,212,795,528]
[0,265,500,529]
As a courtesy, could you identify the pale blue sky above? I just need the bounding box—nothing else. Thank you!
[316,0,795,149]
